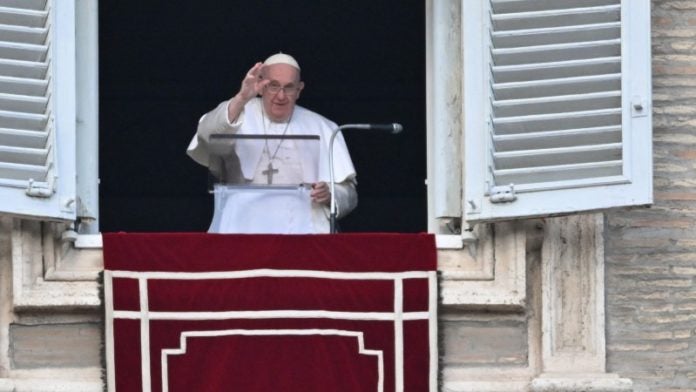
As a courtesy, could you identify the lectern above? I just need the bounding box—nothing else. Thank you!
[207,133,320,234]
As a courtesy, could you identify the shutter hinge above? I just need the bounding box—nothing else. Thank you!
[25,179,54,198]
[489,184,517,204]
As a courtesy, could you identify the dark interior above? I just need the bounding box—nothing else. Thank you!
[99,1,426,232]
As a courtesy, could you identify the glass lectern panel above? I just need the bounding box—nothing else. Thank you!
[207,133,320,187]
[206,133,320,234]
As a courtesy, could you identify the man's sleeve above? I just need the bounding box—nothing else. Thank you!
[334,179,358,219]
[187,100,243,167]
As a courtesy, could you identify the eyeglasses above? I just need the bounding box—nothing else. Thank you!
[265,82,301,97]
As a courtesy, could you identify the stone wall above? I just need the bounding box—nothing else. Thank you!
[605,1,696,390]
[0,217,102,391]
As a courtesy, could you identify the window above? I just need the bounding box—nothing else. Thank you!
[462,0,652,223]
[3,0,653,234]
[0,0,98,228]
[0,0,77,221]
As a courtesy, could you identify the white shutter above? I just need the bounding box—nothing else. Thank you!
[464,0,652,222]
[0,0,76,220]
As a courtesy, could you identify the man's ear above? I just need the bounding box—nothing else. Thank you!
[296,81,305,99]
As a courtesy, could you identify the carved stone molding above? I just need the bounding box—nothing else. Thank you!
[530,374,632,392]
[0,378,101,392]
[439,221,527,308]
[441,223,542,391]
[11,219,101,310]
[531,214,632,391]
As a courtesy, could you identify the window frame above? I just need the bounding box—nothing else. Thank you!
[6,0,653,244]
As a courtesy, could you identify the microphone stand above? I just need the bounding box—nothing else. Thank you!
[328,125,353,233]
[328,123,402,233]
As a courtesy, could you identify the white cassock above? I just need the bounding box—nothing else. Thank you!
[187,98,357,234]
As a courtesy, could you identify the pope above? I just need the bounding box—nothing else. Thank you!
[187,53,357,233]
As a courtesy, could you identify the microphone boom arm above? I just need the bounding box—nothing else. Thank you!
[328,123,402,233]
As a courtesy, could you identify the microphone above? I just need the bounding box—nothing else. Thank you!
[371,123,403,133]
[328,123,403,233]
[341,123,403,134]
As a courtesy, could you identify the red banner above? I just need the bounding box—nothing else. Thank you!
[104,233,437,391]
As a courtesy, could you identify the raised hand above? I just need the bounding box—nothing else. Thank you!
[237,62,269,102]
[227,62,270,123]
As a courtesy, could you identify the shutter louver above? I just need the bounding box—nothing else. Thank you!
[0,0,51,192]
[489,0,623,190]
[464,0,652,222]
[0,0,77,221]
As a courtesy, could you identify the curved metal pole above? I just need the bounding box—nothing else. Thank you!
[328,124,370,233]
[328,123,401,233]
[328,126,343,233]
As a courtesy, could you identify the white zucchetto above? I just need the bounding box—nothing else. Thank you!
[263,53,301,70]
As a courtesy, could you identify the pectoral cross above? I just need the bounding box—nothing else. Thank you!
[262,162,279,184]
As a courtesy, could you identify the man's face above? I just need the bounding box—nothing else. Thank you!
[260,64,304,122]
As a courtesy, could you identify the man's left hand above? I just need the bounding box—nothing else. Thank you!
[311,182,331,205]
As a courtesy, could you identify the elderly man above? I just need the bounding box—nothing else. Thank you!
[187,53,357,233]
